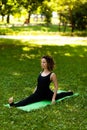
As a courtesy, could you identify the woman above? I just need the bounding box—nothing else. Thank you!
[8,55,73,107]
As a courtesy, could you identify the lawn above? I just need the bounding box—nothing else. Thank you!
[0,24,87,36]
[0,37,87,130]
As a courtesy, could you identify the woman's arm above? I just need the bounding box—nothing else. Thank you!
[33,86,37,93]
[50,73,58,104]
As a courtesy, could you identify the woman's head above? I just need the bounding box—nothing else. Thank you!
[41,55,55,71]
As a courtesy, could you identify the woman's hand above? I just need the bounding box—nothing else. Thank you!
[51,99,56,105]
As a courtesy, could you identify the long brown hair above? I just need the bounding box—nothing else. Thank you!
[42,55,55,71]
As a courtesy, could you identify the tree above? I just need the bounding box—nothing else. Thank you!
[0,0,18,23]
[0,0,7,22]
[39,0,54,25]
[53,0,87,31]
[16,0,44,24]
[72,1,87,30]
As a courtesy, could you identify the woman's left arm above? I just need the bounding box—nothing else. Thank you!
[50,73,58,104]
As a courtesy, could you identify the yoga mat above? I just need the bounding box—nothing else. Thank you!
[4,90,78,112]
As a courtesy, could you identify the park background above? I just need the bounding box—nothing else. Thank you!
[0,0,87,130]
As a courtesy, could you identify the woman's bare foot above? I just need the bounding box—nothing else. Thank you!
[68,90,73,92]
[8,97,13,103]
[68,90,73,95]
[8,97,14,106]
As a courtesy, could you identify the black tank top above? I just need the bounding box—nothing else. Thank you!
[35,72,52,95]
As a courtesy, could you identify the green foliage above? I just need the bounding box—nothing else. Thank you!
[0,0,87,31]
[0,0,19,23]
[39,0,53,25]
[0,38,87,130]
[54,0,87,31]
[72,1,87,30]
[0,0,17,14]
[41,6,52,24]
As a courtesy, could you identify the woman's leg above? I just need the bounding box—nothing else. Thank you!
[9,93,43,107]
[56,91,73,100]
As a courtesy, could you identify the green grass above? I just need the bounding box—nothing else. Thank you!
[0,38,87,130]
[0,24,87,36]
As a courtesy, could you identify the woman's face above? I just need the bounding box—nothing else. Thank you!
[41,58,48,70]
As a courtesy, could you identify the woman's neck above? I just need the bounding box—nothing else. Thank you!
[43,69,50,73]
[41,69,51,76]
[42,69,50,74]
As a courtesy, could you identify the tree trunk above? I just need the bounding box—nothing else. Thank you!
[7,14,10,24]
[63,22,67,32]
[28,11,31,24]
[58,14,62,32]
[69,8,75,32]
[2,15,4,22]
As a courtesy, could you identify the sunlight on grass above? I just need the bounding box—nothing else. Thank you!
[64,53,71,56]
[22,47,31,51]
[20,36,87,46]
[12,72,21,76]
[84,48,87,52]
[20,53,37,60]
[20,54,31,60]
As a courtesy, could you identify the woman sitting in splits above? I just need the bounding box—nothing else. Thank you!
[8,55,73,107]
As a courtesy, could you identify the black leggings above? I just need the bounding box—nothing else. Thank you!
[10,91,73,107]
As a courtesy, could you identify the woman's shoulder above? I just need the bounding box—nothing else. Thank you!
[50,72,57,80]
[50,72,56,76]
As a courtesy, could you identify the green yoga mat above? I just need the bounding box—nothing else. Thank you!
[4,90,78,112]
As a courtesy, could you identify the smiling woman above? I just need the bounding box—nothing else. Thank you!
[8,55,73,107]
